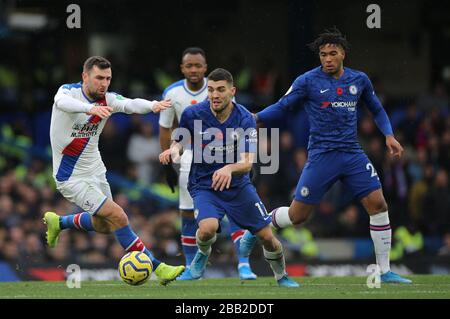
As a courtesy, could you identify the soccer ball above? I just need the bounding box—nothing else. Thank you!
[118,251,153,286]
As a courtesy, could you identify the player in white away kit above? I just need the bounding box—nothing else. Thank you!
[44,56,185,285]
[159,47,257,280]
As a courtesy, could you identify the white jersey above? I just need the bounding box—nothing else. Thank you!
[158,78,208,128]
[159,78,207,210]
[50,82,157,182]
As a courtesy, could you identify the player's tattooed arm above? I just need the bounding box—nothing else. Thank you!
[159,126,173,151]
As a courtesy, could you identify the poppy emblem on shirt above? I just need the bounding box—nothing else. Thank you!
[349,85,358,95]
[321,101,331,109]
[191,100,198,105]
[336,87,343,95]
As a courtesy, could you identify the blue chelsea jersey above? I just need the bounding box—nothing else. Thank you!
[257,66,393,156]
[177,100,257,196]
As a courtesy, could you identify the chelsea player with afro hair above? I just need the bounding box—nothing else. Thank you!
[241,27,412,284]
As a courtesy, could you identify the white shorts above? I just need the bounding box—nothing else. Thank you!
[179,150,194,210]
[56,172,112,215]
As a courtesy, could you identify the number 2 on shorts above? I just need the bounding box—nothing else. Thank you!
[366,163,379,179]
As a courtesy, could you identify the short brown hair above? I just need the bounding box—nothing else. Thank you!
[208,68,233,85]
[83,56,111,72]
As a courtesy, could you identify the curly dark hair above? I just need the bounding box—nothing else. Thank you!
[308,27,350,53]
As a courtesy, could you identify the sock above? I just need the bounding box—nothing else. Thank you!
[181,216,198,267]
[60,212,95,231]
[369,211,391,274]
[270,207,293,229]
[196,230,216,256]
[231,229,249,265]
[263,246,287,281]
[114,225,161,269]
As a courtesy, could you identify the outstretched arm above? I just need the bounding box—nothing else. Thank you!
[123,98,171,114]
[54,87,113,118]
[107,92,171,114]
[54,87,94,113]
[256,75,307,123]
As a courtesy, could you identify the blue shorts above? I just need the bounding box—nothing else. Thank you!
[294,151,381,205]
[192,184,272,234]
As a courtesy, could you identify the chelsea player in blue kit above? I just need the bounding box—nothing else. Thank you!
[159,47,257,281]
[241,28,411,284]
[159,68,298,287]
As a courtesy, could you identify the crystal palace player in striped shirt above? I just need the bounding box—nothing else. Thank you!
[44,56,184,285]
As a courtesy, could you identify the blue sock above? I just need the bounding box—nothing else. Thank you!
[231,230,249,264]
[60,212,95,231]
[181,216,198,267]
[114,225,161,269]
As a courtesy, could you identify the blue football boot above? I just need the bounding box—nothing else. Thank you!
[380,271,412,284]
[238,264,257,280]
[176,267,199,280]
[239,230,257,257]
[277,275,300,287]
[190,251,209,279]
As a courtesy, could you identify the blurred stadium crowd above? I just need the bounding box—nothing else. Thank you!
[0,53,449,267]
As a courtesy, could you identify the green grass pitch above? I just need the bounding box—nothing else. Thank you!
[1,275,449,299]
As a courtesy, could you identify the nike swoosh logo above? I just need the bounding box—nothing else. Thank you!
[320,89,329,93]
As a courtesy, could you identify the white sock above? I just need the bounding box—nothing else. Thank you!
[369,211,391,274]
[270,207,293,229]
[196,230,216,256]
[263,246,287,280]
